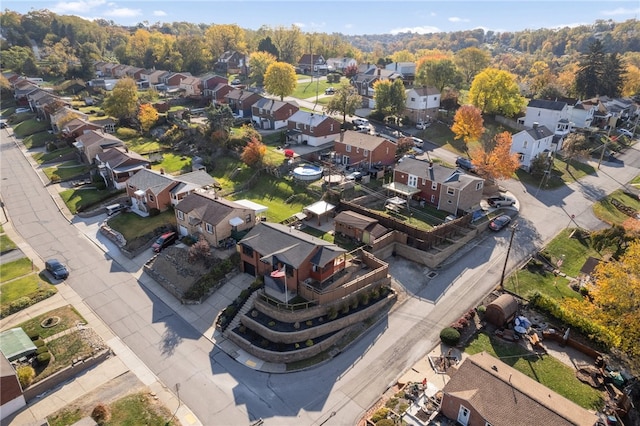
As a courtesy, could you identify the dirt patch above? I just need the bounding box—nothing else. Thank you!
[146,246,209,294]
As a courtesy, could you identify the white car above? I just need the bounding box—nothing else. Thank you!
[15,108,31,114]
[356,125,370,133]
[416,122,430,130]
[411,137,424,147]
[617,128,634,138]
[488,195,516,208]
[353,118,369,127]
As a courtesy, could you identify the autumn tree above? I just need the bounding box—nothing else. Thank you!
[391,50,415,63]
[257,36,279,59]
[451,105,484,146]
[324,85,362,127]
[471,131,520,181]
[591,225,637,260]
[344,63,359,78]
[249,51,277,86]
[415,58,460,92]
[138,104,159,133]
[102,78,139,123]
[271,25,303,64]
[373,79,406,122]
[575,40,626,98]
[264,61,297,101]
[468,68,526,117]
[204,24,247,61]
[560,132,590,169]
[455,47,490,86]
[622,64,640,97]
[241,138,267,166]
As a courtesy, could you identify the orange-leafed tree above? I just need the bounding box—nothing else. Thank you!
[138,103,159,133]
[451,105,484,146]
[471,131,519,181]
[241,138,267,166]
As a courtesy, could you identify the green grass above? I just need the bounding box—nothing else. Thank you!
[16,305,86,339]
[503,269,580,301]
[465,333,603,410]
[23,131,53,149]
[290,81,346,100]
[59,188,121,214]
[43,162,88,181]
[11,117,50,138]
[32,147,75,164]
[48,408,83,426]
[37,331,94,381]
[630,174,640,185]
[0,224,3,233]
[0,275,53,305]
[0,258,35,282]
[121,134,165,154]
[105,393,173,425]
[593,189,640,226]
[301,226,334,242]
[263,146,286,167]
[210,156,254,190]
[150,152,192,174]
[107,210,176,241]
[543,228,601,277]
[0,234,17,253]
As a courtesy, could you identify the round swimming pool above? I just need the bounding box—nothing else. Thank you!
[293,165,323,181]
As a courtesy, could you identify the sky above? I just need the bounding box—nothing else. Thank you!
[3,0,640,36]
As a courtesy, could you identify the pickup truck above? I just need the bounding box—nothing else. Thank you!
[487,195,516,208]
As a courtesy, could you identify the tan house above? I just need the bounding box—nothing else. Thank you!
[333,130,397,168]
[388,157,484,215]
[175,192,255,246]
[441,352,600,426]
[334,210,388,244]
[179,76,202,96]
[50,106,89,133]
[73,130,125,164]
[95,146,151,190]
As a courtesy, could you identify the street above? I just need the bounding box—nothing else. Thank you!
[1,124,639,425]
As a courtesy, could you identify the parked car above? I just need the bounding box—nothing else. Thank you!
[152,231,178,253]
[324,87,335,95]
[353,118,369,127]
[0,121,7,129]
[356,125,370,133]
[411,137,424,147]
[455,157,477,173]
[345,171,363,182]
[617,128,634,138]
[45,259,69,280]
[15,108,31,114]
[231,79,241,85]
[487,195,516,208]
[416,121,430,130]
[489,215,512,231]
[106,203,127,216]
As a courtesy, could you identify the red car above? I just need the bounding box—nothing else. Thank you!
[152,231,178,252]
[489,215,512,231]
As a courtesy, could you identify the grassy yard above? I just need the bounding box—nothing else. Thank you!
[209,156,255,190]
[263,146,287,167]
[631,174,640,186]
[32,147,75,164]
[36,331,94,381]
[592,189,640,226]
[0,258,35,282]
[11,117,50,138]
[23,131,53,149]
[290,80,345,100]
[107,210,176,241]
[120,134,165,154]
[43,162,89,181]
[465,332,603,410]
[15,305,86,339]
[0,234,18,252]
[59,188,121,214]
[0,275,54,305]
[150,152,193,174]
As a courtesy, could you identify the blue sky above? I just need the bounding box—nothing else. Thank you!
[4,0,640,35]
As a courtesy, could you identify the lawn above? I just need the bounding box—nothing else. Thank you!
[23,131,53,149]
[59,188,121,214]
[120,134,165,154]
[630,174,640,186]
[209,156,255,190]
[32,147,75,164]
[37,331,94,381]
[0,234,17,253]
[0,275,54,305]
[465,332,603,410]
[43,162,89,181]
[543,228,601,277]
[290,80,345,100]
[150,152,193,174]
[503,269,579,301]
[300,226,334,242]
[11,117,50,138]
[0,258,35,282]
[15,305,86,339]
[107,210,176,241]
[263,146,287,167]
[592,189,640,226]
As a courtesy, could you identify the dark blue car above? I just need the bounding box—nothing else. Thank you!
[45,259,69,280]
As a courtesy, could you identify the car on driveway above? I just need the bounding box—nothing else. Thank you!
[152,231,178,253]
[45,259,69,280]
[15,108,31,114]
[345,171,363,182]
[416,121,430,130]
[325,87,335,95]
[455,157,477,173]
[617,128,634,138]
[0,121,7,129]
[353,118,369,127]
[487,194,516,207]
[411,137,424,147]
[489,215,512,231]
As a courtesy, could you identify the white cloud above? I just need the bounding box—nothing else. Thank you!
[601,6,640,16]
[448,17,470,23]
[153,10,167,17]
[293,22,305,29]
[104,7,142,18]
[52,0,106,14]
[390,25,440,35]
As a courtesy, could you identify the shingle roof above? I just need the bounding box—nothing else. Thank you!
[176,192,248,226]
[338,131,394,150]
[334,210,378,228]
[524,125,553,140]
[444,352,600,426]
[528,99,567,110]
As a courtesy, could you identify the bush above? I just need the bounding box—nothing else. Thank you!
[371,407,389,423]
[376,419,394,426]
[33,338,45,347]
[91,403,111,425]
[27,331,40,341]
[440,327,461,346]
[17,365,36,388]
[148,207,160,217]
[36,345,49,355]
[327,306,338,320]
[477,305,486,316]
[37,352,52,365]
[305,339,314,347]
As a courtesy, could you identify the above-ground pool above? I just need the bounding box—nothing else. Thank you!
[293,165,323,181]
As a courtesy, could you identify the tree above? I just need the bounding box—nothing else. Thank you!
[206,103,234,135]
[344,63,359,79]
[415,58,460,92]
[138,103,159,133]
[324,85,362,126]
[249,51,277,86]
[390,50,415,63]
[271,25,303,64]
[451,105,484,145]
[455,47,490,86]
[257,36,279,59]
[17,365,35,388]
[560,132,590,169]
[471,131,520,181]
[468,68,526,117]
[575,40,625,98]
[204,24,247,61]
[241,138,267,166]
[264,61,297,101]
[591,225,636,260]
[373,79,406,121]
[102,78,138,123]
[622,64,640,97]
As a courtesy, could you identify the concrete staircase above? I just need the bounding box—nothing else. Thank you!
[225,291,259,335]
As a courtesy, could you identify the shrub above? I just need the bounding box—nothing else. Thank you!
[238,325,246,333]
[340,304,350,314]
[27,331,40,341]
[385,397,398,408]
[358,291,370,305]
[327,306,338,320]
[305,339,314,347]
[36,345,49,355]
[476,305,486,316]
[251,310,258,318]
[371,407,389,423]
[293,322,300,329]
[37,352,52,365]
[33,339,45,347]
[268,321,276,327]
[376,419,394,426]
[17,366,36,388]
[305,320,313,327]
[440,327,461,346]
[148,208,160,217]
[91,403,111,425]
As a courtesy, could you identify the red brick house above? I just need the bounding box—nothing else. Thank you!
[297,54,328,75]
[333,130,397,168]
[95,146,151,190]
[160,72,191,89]
[224,89,262,117]
[388,157,484,215]
[0,352,25,421]
[61,118,102,140]
[251,99,299,130]
[441,352,600,426]
[286,111,341,147]
[206,83,234,105]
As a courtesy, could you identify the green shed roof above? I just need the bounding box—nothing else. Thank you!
[0,328,37,361]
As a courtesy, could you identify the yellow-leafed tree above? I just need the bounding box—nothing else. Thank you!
[471,131,520,181]
[468,68,526,117]
[264,62,297,101]
[451,105,484,145]
[241,138,267,166]
[138,103,159,133]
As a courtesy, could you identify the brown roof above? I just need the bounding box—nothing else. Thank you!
[338,130,394,151]
[444,352,600,426]
[334,210,378,229]
[175,192,249,226]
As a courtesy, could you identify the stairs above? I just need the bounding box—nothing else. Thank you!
[225,291,259,335]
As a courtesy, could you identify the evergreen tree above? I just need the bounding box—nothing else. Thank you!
[575,40,624,98]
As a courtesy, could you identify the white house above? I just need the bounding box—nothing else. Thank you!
[518,99,572,139]
[326,57,358,74]
[568,99,598,129]
[404,87,440,124]
[510,123,555,171]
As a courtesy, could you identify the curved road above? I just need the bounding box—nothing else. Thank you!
[1,125,639,425]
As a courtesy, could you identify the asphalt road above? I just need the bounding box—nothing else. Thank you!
[1,125,639,425]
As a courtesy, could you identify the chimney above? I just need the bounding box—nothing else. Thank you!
[533,122,539,129]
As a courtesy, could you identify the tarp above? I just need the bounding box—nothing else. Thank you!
[304,200,336,216]
[229,217,244,226]
[0,328,37,361]
[235,199,268,214]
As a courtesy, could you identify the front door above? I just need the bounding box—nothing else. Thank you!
[342,155,350,165]
[457,405,470,426]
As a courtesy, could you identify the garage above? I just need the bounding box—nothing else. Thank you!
[243,261,256,276]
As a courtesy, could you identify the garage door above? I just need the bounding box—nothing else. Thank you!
[243,261,256,276]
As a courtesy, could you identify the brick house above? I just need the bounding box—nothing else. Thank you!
[125,169,217,216]
[286,111,341,147]
[174,192,255,246]
[251,98,299,130]
[389,158,484,215]
[441,352,600,426]
[61,118,102,140]
[297,54,328,75]
[0,352,25,421]
[224,89,262,117]
[333,130,397,168]
[73,130,125,164]
[95,146,151,189]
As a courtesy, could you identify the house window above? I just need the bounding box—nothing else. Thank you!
[433,96,437,101]
[177,211,184,220]
[205,223,213,234]
[408,175,418,187]
[330,124,334,132]
[346,145,351,152]
[523,140,527,149]
[310,126,314,134]
[431,182,437,190]
[476,181,483,190]
[447,187,455,195]
[430,194,435,203]
[363,149,369,156]
[356,148,360,153]
[148,194,155,202]
[245,214,252,224]
[242,244,253,256]
[411,97,416,102]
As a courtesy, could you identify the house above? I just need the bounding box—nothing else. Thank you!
[333,130,397,168]
[61,117,102,140]
[441,351,600,426]
[179,76,202,96]
[385,61,416,85]
[568,99,598,129]
[12,79,39,104]
[389,158,484,215]
[124,66,145,80]
[49,106,89,133]
[95,146,151,189]
[224,89,262,117]
[297,54,328,75]
[200,73,228,91]
[160,72,191,89]
[140,69,169,86]
[251,98,299,130]
[334,210,388,244]
[174,192,256,246]
[215,51,248,75]
[286,111,341,147]
[510,123,555,172]
[325,57,358,74]
[0,352,25,421]
[205,82,234,105]
[112,64,129,78]
[73,130,125,164]
[351,66,403,107]
[518,99,572,139]
[125,169,217,216]
[91,117,116,134]
[404,86,441,124]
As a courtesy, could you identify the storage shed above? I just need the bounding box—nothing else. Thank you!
[485,294,518,327]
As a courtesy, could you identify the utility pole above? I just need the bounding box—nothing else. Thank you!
[499,224,517,290]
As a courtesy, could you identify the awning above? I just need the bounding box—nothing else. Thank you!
[383,182,421,197]
[229,217,244,226]
[134,189,145,197]
[234,199,268,214]
[304,200,336,216]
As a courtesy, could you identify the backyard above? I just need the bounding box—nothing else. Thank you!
[15,305,86,339]
[592,188,640,227]
[0,253,57,318]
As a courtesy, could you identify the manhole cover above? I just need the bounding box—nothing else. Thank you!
[426,271,438,279]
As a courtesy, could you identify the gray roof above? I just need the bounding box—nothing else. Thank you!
[338,130,394,150]
[334,210,378,229]
[523,125,553,140]
[175,192,249,226]
[240,222,345,269]
[528,99,567,111]
[395,157,483,189]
